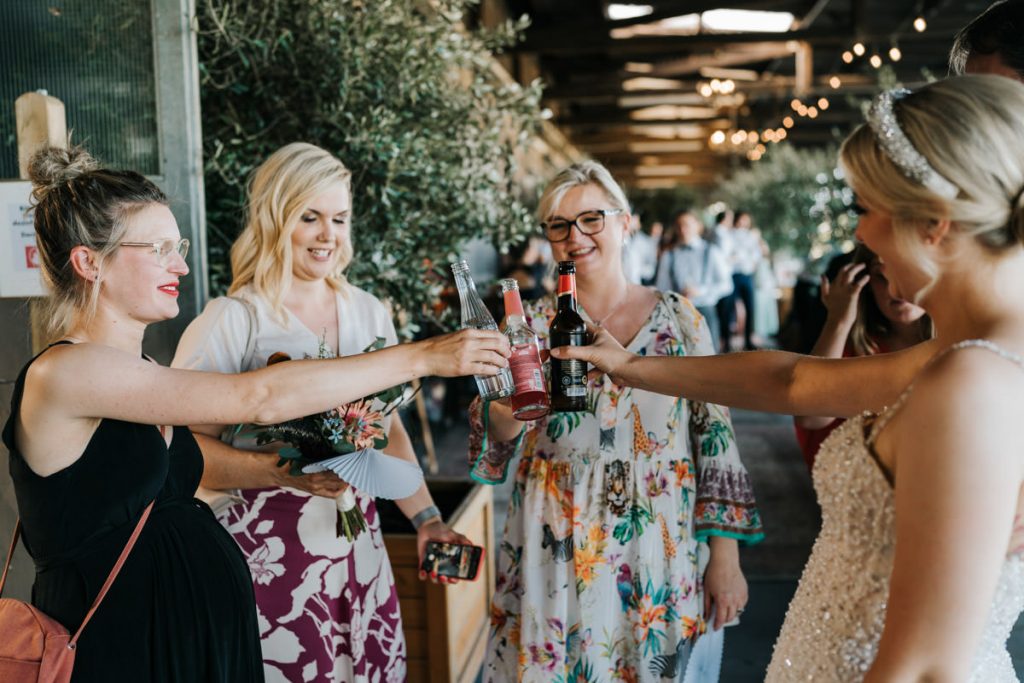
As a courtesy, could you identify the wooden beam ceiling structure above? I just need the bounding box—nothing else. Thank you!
[488,0,993,189]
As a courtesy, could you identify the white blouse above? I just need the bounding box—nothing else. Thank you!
[172,283,400,447]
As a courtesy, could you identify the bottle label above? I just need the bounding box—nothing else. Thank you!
[510,345,545,392]
[503,289,526,318]
[558,359,587,397]
[557,274,576,298]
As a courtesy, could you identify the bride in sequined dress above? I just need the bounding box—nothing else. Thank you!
[553,74,1024,681]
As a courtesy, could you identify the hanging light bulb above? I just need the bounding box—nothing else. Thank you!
[807,106,819,118]
[783,116,794,128]
[818,97,830,110]
[870,54,883,68]
[791,98,802,110]
[830,76,842,89]
[710,130,726,145]
[842,51,854,64]
[853,42,866,56]
[699,83,714,97]
[889,46,902,61]
[776,128,787,140]
[914,16,927,32]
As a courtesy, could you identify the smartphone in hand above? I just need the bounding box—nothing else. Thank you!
[420,541,485,581]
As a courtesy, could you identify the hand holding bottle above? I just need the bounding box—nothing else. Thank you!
[550,323,636,387]
[415,329,510,378]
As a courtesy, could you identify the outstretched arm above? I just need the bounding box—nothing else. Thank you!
[17,330,509,474]
[796,262,868,429]
[550,325,940,417]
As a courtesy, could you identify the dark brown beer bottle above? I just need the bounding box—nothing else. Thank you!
[549,261,588,412]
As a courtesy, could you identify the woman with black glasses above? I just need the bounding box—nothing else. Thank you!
[473,161,763,682]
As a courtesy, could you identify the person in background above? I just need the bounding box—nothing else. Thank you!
[752,234,780,344]
[622,212,660,286]
[949,0,1024,81]
[476,161,762,682]
[720,211,762,352]
[794,245,932,469]
[656,210,734,351]
[708,209,734,251]
[173,143,478,682]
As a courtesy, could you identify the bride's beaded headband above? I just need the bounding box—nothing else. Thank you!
[866,88,960,200]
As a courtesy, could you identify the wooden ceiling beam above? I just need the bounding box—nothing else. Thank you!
[556,113,728,127]
[517,27,955,56]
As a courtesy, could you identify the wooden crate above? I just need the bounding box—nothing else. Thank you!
[378,479,496,683]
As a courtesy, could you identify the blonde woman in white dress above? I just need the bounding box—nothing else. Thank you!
[174,143,479,682]
[554,75,1024,681]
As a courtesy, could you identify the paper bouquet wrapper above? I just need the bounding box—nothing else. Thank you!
[301,447,424,500]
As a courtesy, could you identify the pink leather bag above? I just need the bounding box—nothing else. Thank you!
[0,502,153,682]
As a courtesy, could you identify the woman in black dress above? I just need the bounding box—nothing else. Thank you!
[3,146,509,682]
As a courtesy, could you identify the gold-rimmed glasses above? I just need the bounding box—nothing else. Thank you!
[104,238,190,266]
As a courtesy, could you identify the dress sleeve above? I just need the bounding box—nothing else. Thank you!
[171,297,253,374]
[669,293,765,544]
[466,397,527,484]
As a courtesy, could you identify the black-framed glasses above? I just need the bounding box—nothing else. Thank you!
[103,238,190,266]
[541,208,624,243]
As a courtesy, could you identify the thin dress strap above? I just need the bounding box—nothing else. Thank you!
[867,339,1024,446]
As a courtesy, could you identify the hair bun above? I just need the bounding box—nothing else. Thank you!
[28,145,98,202]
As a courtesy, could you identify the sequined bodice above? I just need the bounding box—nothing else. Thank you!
[766,413,1024,681]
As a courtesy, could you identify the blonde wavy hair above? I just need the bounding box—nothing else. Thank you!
[229,143,353,316]
[839,75,1024,303]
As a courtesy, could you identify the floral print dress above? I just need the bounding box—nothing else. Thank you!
[172,284,406,683]
[471,291,763,683]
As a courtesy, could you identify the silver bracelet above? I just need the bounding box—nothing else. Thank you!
[410,505,442,530]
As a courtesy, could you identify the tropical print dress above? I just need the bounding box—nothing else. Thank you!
[471,291,764,683]
[172,284,407,683]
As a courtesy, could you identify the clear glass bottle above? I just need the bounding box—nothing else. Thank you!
[451,260,514,401]
[500,279,549,421]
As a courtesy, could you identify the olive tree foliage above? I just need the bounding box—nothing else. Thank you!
[197,0,544,332]
[715,144,859,258]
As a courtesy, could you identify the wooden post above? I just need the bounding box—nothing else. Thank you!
[15,90,67,352]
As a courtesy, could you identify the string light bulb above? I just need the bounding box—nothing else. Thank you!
[842,51,854,64]
[791,98,802,110]
[870,54,883,68]
[783,116,794,128]
[710,130,726,145]
[914,16,927,32]
[829,75,842,89]
[853,42,866,56]
[818,97,830,110]
[889,46,902,61]
[807,106,819,118]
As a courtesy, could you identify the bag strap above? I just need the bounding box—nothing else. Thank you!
[70,500,154,645]
[0,501,154,643]
[227,295,259,372]
[0,521,20,597]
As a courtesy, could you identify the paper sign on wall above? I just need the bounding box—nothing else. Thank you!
[0,181,44,298]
